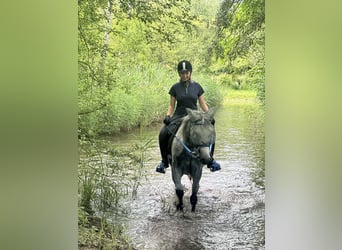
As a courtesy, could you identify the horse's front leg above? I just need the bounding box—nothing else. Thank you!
[190,185,199,212]
[172,162,184,211]
[175,189,184,211]
[190,166,203,212]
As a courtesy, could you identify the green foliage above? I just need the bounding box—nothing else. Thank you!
[78,0,225,137]
[194,73,224,107]
[78,0,264,137]
[78,137,151,248]
[78,137,152,213]
[78,206,132,249]
[210,0,265,103]
[79,64,173,135]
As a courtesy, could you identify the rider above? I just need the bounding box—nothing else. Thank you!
[156,60,221,173]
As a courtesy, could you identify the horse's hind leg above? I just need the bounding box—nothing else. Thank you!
[175,189,184,210]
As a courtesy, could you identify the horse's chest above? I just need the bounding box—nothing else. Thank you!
[175,152,201,174]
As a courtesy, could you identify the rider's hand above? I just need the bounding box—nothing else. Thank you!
[163,115,171,125]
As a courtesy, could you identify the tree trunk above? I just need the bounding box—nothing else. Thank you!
[100,0,114,91]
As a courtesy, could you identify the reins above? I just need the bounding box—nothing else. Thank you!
[166,125,197,158]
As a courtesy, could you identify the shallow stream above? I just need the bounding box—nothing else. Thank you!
[107,101,265,250]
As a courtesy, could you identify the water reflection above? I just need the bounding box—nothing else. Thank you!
[109,101,265,249]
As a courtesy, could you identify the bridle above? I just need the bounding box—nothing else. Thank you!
[168,118,214,159]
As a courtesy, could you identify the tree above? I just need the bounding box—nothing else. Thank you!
[211,0,265,103]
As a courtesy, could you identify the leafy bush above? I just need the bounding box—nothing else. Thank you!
[194,73,224,108]
[78,137,153,214]
[79,63,223,136]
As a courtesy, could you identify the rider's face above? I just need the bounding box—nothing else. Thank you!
[179,71,191,82]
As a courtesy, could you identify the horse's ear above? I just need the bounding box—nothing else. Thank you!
[205,108,216,120]
[186,108,193,116]
[186,108,201,122]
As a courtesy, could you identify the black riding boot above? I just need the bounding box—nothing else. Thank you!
[156,125,169,173]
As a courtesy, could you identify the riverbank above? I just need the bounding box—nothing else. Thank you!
[224,89,261,106]
[78,211,135,250]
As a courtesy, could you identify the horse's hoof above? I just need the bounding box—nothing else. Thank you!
[177,204,184,211]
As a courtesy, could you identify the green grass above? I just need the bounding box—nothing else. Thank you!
[78,210,133,250]
[223,89,259,105]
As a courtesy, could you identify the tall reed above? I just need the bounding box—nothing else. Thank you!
[79,63,223,137]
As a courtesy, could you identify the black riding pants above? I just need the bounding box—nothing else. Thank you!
[158,115,183,164]
[158,124,169,164]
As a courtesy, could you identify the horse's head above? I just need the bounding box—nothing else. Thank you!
[186,108,216,164]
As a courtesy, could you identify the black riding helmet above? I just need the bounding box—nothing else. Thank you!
[177,60,192,73]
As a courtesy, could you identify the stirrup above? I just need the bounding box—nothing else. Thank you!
[208,160,221,172]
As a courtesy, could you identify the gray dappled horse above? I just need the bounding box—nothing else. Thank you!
[171,108,215,212]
